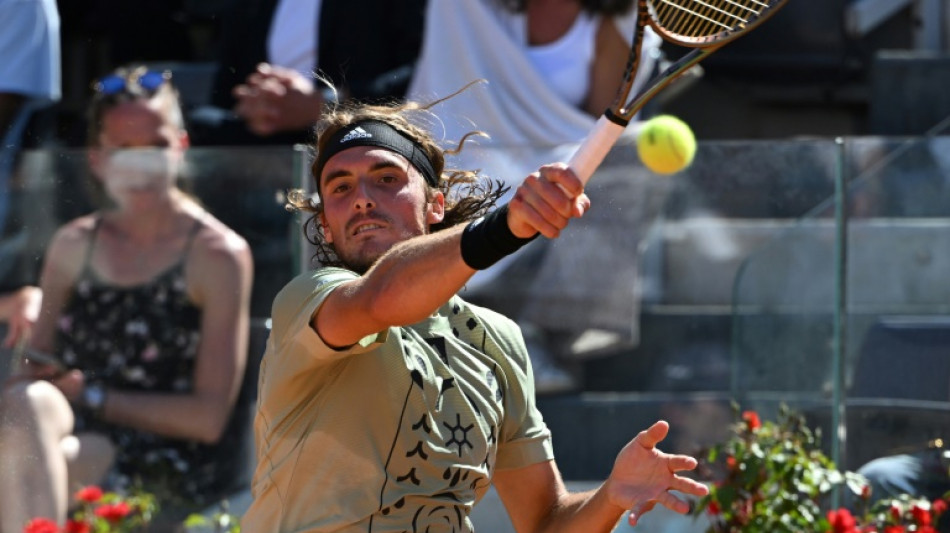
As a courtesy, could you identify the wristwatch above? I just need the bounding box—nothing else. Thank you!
[82,383,107,416]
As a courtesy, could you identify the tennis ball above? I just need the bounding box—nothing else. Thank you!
[636,115,696,175]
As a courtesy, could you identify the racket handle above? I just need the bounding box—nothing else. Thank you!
[568,115,626,185]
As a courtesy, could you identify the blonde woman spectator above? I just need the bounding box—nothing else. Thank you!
[0,66,253,531]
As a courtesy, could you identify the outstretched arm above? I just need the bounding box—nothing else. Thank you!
[315,164,590,348]
[494,421,709,532]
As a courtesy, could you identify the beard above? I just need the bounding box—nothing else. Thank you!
[324,201,434,274]
[336,249,376,275]
[332,231,396,274]
[333,224,428,275]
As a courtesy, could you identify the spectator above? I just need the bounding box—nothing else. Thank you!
[188,0,426,146]
[857,446,950,509]
[186,0,427,320]
[0,0,60,379]
[407,0,662,392]
[0,66,254,530]
[0,0,60,282]
[408,0,659,164]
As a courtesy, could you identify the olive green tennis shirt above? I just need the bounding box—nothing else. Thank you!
[242,268,554,532]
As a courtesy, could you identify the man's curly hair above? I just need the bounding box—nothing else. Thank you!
[286,85,508,268]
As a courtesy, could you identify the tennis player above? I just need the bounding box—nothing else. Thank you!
[241,96,707,532]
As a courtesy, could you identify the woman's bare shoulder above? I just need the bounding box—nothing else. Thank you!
[182,207,253,305]
[183,207,253,284]
[48,214,100,257]
[193,209,250,257]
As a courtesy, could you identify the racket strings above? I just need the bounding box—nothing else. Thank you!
[652,0,771,39]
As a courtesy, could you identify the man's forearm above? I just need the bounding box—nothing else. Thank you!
[539,486,627,533]
[359,224,475,327]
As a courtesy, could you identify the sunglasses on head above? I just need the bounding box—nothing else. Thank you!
[94,70,170,95]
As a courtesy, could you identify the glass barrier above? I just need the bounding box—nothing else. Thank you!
[733,134,950,472]
[1,146,308,318]
[3,137,949,515]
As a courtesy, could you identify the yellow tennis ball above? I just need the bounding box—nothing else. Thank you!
[636,115,696,175]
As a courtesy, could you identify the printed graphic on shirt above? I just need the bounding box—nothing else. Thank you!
[370,302,504,532]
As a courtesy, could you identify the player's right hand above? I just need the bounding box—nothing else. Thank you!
[507,163,590,239]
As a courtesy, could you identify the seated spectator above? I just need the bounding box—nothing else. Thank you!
[858,446,950,507]
[189,0,426,146]
[0,0,60,249]
[408,0,660,159]
[407,0,662,392]
[0,0,58,391]
[856,445,950,533]
[0,66,253,531]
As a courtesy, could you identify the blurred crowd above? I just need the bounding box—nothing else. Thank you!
[0,0,668,527]
[4,1,949,529]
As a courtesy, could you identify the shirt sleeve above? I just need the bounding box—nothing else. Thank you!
[482,312,555,470]
[270,268,389,369]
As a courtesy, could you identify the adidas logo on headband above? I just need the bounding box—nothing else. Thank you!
[340,127,372,144]
[315,119,439,188]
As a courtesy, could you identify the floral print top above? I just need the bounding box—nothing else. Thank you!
[56,217,243,513]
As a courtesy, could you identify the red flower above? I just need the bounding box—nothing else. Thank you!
[890,504,903,521]
[74,486,103,504]
[94,502,131,523]
[64,521,90,533]
[884,526,906,533]
[860,484,872,500]
[707,500,721,515]
[22,518,59,533]
[917,527,937,533]
[742,410,761,430]
[934,499,949,516]
[827,508,857,532]
[911,504,932,526]
[726,456,737,470]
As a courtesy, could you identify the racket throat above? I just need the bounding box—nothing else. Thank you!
[604,108,632,128]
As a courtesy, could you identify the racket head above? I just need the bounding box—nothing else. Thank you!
[645,0,790,47]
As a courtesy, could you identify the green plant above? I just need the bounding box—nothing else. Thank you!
[24,486,156,533]
[691,404,950,532]
[835,492,949,533]
[184,500,241,533]
[24,486,240,533]
[692,404,859,532]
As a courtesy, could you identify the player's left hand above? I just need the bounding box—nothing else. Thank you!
[507,163,590,239]
[604,420,709,527]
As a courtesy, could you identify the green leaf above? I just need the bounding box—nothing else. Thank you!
[184,514,210,527]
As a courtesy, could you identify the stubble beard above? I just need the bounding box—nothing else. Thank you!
[332,203,433,275]
[335,226,429,275]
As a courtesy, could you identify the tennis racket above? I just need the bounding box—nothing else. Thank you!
[568,0,790,183]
